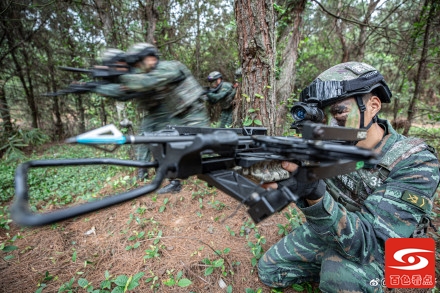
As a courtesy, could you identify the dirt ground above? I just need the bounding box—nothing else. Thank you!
[0,174,439,293]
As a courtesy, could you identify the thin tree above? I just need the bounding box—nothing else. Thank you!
[403,0,437,136]
[275,0,307,133]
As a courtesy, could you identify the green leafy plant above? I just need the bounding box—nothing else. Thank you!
[35,271,54,293]
[77,271,144,293]
[125,230,145,250]
[248,233,266,267]
[1,233,21,261]
[0,206,12,230]
[144,271,160,291]
[58,277,76,293]
[0,163,15,202]
[240,218,257,237]
[162,269,192,288]
[144,230,163,260]
[277,206,303,236]
[201,248,231,276]
[242,108,262,126]
[202,257,225,276]
[113,272,145,292]
[225,225,236,236]
[1,128,49,163]
[159,197,169,213]
[208,197,226,210]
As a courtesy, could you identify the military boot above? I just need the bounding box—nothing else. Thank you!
[157,180,182,194]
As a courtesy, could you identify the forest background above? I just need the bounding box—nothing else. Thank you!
[0,0,439,292]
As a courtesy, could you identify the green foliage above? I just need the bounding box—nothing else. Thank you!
[248,232,266,267]
[208,197,226,211]
[159,197,169,213]
[0,163,15,202]
[144,230,163,260]
[243,107,263,126]
[201,247,231,277]
[0,144,128,208]
[0,236,19,261]
[0,205,12,231]
[245,288,263,293]
[162,270,192,288]
[125,231,145,251]
[58,277,75,293]
[202,257,225,276]
[35,271,54,293]
[76,271,145,293]
[292,282,320,293]
[0,128,49,163]
[277,207,303,236]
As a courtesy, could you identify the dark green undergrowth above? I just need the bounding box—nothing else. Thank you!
[0,143,135,214]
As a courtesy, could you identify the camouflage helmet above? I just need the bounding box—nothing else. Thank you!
[299,61,392,107]
[125,43,159,66]
[100,48,126,65]
[207,71,222,82]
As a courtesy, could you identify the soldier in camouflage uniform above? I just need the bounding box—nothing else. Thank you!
[94,43,209,193]
[206,71,236,127]
[258,62,440,292]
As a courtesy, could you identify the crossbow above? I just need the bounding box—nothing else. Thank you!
[11,122,376,226]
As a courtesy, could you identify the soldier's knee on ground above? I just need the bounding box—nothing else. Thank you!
[258,255,288,288]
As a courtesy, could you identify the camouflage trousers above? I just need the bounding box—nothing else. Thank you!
[258,223,385,292]
[219,108,233,128]
[137,102,209,162]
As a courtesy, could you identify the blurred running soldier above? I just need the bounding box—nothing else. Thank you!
[95,43,209,194]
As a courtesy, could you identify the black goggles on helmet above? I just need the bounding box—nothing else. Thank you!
[291,71,392,129]
[299,71,392,108]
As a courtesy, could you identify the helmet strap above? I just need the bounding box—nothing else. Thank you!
[355,95,377,130]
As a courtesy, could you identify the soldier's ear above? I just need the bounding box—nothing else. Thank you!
[368,95,381,116]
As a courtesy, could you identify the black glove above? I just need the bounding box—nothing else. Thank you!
[277,168,326,201]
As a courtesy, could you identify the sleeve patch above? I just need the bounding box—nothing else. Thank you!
[401,191,429,211]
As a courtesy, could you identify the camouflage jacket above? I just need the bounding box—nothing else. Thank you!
[95,60,205,117]
[296,119,439,264]
[206,81,236,110]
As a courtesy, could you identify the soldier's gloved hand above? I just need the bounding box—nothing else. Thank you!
[278,171,326,201]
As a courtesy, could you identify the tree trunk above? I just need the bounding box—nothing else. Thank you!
[234,0,277,135]
[331,0,379,62]
[9,48,39,128]
[76,96,86,133]
[0,80,13,134]
[93,0,118,47]
[139,0,161,44]
[403,0,435,136]
[275,0,306,134]
[46,47,64,140]
[195,0,202,78]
